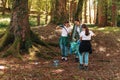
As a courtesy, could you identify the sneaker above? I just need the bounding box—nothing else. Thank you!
[61,57,65,61]
[75,58,79,62]
[79,64,84,70]
[61,57,65,60]
[84,66,88,71]
[64,57,68,61]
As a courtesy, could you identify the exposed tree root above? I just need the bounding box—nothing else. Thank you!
[0,31,14,51]
[0,31,58,59]
[2,37,22,60]
[30,31,53,49]
[47,42,59,47]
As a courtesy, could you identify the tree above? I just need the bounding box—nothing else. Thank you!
[74,0,84,20]
[1,0,7,15]
[50,0,68,24]
[83,0,87,23]
[111,0,118,27]
[89,0,92,24]
[93,0,97,24]
[0,0,50,58]
[98,0,108,27]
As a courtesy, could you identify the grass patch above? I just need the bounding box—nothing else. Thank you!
[90,27,120,33]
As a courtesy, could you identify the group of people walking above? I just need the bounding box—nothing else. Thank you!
[56,19,95,71]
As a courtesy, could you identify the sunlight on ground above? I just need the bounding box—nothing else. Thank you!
[0,65,7,70]
[0,28,6,32]
[52,69,64,74]
[97,28,105,30]
[0,18,10,22]
[29,45,40,60]
[99,46,106,52]
[106,54,110,57]
[43,61,50,64]
[48,34,56,39]
[104,31,110,33]
[113,28,120,32]
[117,39,120,42]
[40,36,47,40]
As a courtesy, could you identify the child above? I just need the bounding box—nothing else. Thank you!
[79,24,95,70]
[56,21,72,61]
[72,19,82,62]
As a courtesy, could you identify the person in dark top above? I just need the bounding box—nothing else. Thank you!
[79,24,95,70]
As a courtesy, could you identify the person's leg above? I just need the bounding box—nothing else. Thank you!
[75,52,79,62]
[64,45,68,60]
[84,52,89,66]
[60,41,65,59]
[84,52,89,70]
[78,52,84,64]
[75,40,81,62]
[78,52,84,69]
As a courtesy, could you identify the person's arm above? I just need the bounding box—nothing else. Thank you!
[56,25,63,30]
[79,32,83,41]
[80,37,82,41]
[90,31,96,37]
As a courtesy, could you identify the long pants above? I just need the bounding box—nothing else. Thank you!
[60,43,68,57]
[59,37,68,57]
[78,52,89,65]
[75,40,80,58]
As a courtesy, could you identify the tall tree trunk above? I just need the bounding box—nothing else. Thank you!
[74,0,84,20]
[1,0,7,15]
[111,0,117,27]
[37,14,40,26]
[84,0,87,23]
[93,0,97,24]
[98,0,108,27]
[89,0,91,24]
[45,0,48,24]
[70,0,77,22]
[28,0,32,11]
[0,0,52,58]
[50,0,68,24]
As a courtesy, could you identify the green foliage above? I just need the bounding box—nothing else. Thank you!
[29,16,37,26]
[91,26,120,33]
[0,14,10,28]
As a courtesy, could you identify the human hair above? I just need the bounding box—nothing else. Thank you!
[82,24,90,36]
[75,19,80,22]
[64,21,69,24]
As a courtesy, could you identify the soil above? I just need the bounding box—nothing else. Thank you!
[0,24,120,80]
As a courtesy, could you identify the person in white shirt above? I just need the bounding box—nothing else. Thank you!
[79,24,95,70]
[71,19,82,62]
[56,21,72,61]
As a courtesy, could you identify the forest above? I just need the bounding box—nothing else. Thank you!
[0,0,120,80]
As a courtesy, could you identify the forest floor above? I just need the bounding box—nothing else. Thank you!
[0,24,120,80]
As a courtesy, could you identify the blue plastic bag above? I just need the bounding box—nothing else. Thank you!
[69,40,80,54]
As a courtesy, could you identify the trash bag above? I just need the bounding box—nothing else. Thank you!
[69,40,80,54]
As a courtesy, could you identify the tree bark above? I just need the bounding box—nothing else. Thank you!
[51,0,68,24]
[1,0,7,15]
[93,0,97,24]
[74,0,84,20]
[89,0,91,24]
[111,0,117,27]
[69,0,77,22]
[0,0,53,58]
[98,0,108,27]
[84,0,87,23]
[37,14,40,26]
